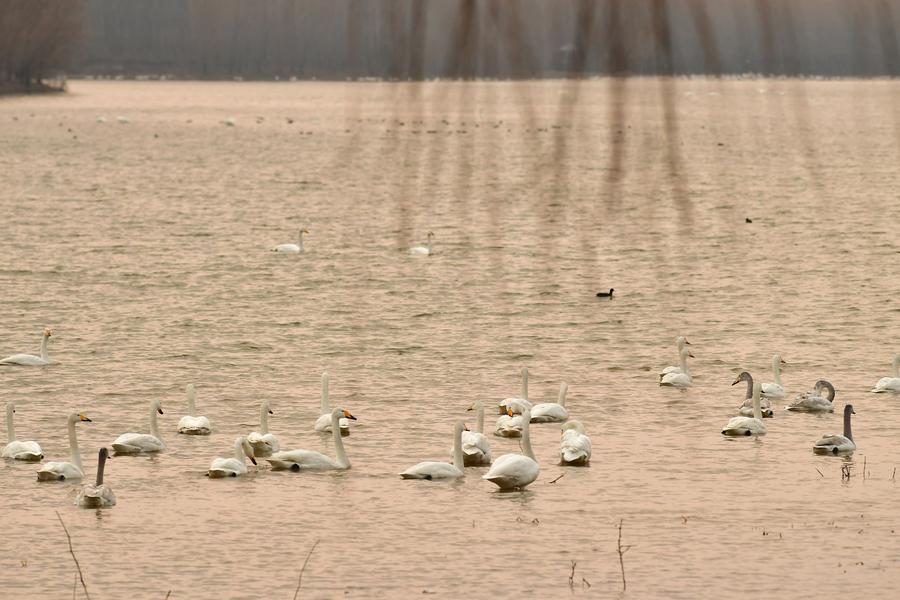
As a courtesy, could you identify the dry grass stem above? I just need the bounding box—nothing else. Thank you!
[292,539,320,600]
[56,511,91,600]
[550,473,565,484]
[617,518,632,592]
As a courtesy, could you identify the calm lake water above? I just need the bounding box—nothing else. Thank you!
[1,79,899,599]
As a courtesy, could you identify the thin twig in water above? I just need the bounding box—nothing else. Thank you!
[292,539,320,600]
[616,518,632,592]
[569,560,576,588]
[863,456,867,480]
[550,473,565,484]
[815,468,824,478]
[56,511,91,600]
[892,467,896,481]
[581,577,591,588]
[164,592,171,599]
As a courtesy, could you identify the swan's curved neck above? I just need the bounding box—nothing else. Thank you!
[558,383,568,407]
[68,417,82,471]
[6,404,14,443]
[40,334,49,361]
[521,413,536,461]
[331,411,350,468]
[260,403,269,434]
[96,452,107,486]
[475,403,484,434]
[187,386,196,414]
[521,368,529,400]
[149,404,161,439]
[843,410,853,441]
[320,374,330,413]
[772,358,782,385]
[452,424,465,470]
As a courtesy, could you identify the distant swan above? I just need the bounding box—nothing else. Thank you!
[208,437,258,478]
[530,382,569,423]
[272,228,308,253]
[559,420,591,466]
[314,372,350,436]
[409,231,434,255]
[660,348,693,387]
[268,407,357,471]
[483,407,540,490]
[498,367,532,414]
[813,404,856,454]
[37,413,92,481]
[659,336,691,379]
[177,384,211,435]
[0,328,53,366]
[112,400,165,454]
[761,354,787,400]
[3,402,43,461]
[872,354,900,393]
[248,400,279,457]
[401,421,467,480]
[458,401,491,466]
[786,380,835,413]
[733,371,773,418]
[722,382,767,436]
[76,448,116,508]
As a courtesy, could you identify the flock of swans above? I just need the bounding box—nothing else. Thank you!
[3,327,899,510]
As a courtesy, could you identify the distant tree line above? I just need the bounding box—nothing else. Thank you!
[0,0,85,90]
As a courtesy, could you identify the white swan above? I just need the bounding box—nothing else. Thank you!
[272,228,308,253]
[112,400,165,454]
[458,401,491,466]
[0,327,53,366]
[37,413,92,481]
[733,371,773,418]
[409,232,434,255]
[208,437,258,478]
[177,384,211,435]
[761,354,787,399]
[530,382,569,423]
[722,382,767,436]
[786,380,835,413]
[660,348,693,387]
[248,400,279,457]
[872,354,900,393]
[76,448,116,508]
[483,408,540,490]
[559,420,591,466]
[314,372,350,436]
[3,402,43,461]
[813,404,856,454]
[268,407,357,471]
[494,408,524,438]
[659,336,691,379]
[498,367,532,414]
[401,421,467,480]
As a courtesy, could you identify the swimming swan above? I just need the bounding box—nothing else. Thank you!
[559,420,591,465]
[722,382,767,436]
[660,348,694,387]
[786,380,835,413]
[248,400,279,457]
[499,367,532,414]
[530,382,569,423]
[483,408,540,490]
[813,404,856,454]
[208,437,258,478]
[268,407,357,471]
[401,421,467,480]
[409,232,434,255]
[458,401,491,466]
[112,400,165,454]
[177,384,211,435]
[314,372,350,436]
[494,408,525,438]
[272,228,308,253]
[0,328,53,366]
[761,354,787,400]
[872,354,900,393]
[76,448,116,508]
[37,413,92,481]
[3,402,44,461]
[733,371,773,418]
[659,336,691,379]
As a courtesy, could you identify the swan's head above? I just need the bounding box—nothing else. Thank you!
[681,348,694,359]
[506,407,515,417]
[69,413,92,424]
[456,421,469,434]
[262,400,273,415]
[466,400,482,412]
[151,400,164,415]
[427,231,434,240]
[774,354,786,366]
[43,328,53,338]
[239,437,257,465]
[6,402,15,415]
[561,420,585,435]
[98,447,110,461]
[186,383,195,395]
[844,404,856,417]
[333,407,357,421]
[732,371,752,386]
[300,228,309,234]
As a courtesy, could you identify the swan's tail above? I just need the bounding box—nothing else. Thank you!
[399,472,430,480]
[111,443,140,454]
[562,449,588,463]
[36,469,63,481]
[208,469,236,478]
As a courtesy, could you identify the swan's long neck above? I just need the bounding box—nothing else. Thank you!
[298,230,305,251]
[320,373,330,413]
[96,452,107,486]
[772,357,782,385]
[521,368,529,400]
[752,389,763,421]
[679,352,690,376]
[520,411,536,461]
[150,403,161,439]
[558,383,568,408]
[744,376,753,400]
[233,438,245,462]
[68,417,82,471]
[40,334,49,361]
[6,404,14,443]
[893,355,900,378]
[186,385,196,414]
[260,403,269,434]
[675,338,684,356]
[452,423,465,470]
[331,410,350,468]
[476,402,484,434]
[843,410,853,442]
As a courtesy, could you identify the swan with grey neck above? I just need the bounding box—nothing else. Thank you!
[761,354,787,399]
[314,372,350,435]
[872,354,900,393]
[659,336,691,379]
[409,231,435,255]
[733,372,773,418]
[37,413,92,481]
[3,402,43,461]
[559,420,591,465]
[112,400,165,454]
[498,367,532,414]
[272,228,308,253]
[268,407,357,471]
[177,384,211,435]
[813,405,856,454]
[247,400,279,457]
[208,437,258,477]
[660,348,694,387]
[483,408,540,490]
[722,382,767,436]
[0,328,53,366]
[76,448,116,508]
[786,380,835,413]
[402,421,467,479]
[530,382,569,423]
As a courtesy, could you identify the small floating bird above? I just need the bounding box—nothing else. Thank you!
[76,448,116,508]
[177,384,211,435]
[459,401,491,466]
[786,380,835,413]
[733,371,773,418]
[112,400,165,454]
[37,414,92,481]
[271,228,308,253]
[659,336,691,379]
[813,404,856,454]
[722,382,767,436]
[529,382,569,423]
[761,354,787,400]
[559,420,591,466]
[247,400,279,457]
[268,407,357,471]
[660,347,694,387]
[409,232,435,255]
[208,437,257,478]
[0,327,53,366]
[595,288,614,298]
[483,408,540,490]
[2,402,44,461]
[871,354,900,393]
[401,421,467,480]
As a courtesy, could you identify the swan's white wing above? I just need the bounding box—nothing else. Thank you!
[659,365,682,377]
[37,461,84,481]
[560,432,591,464]
[872,377,900,393]
[483,453,539,489]
[2,440,44,461]
[314,414,350,433]
[660,372,692,387]
[178,415,211,434]
[0,353,49,366]
[813,435,855,454]
[272,243,300,253]
[409,246,430,255]
[786,394,833,412]
[267,449,341,471]
[460,431,491,465]
[76,483,116,507]
[112,433,165,453]
[208,457,248,477]
[721,416,766,436]
[248,432,279,456]
[738,397,773,418]
[761,383,786,399]
[400,461,463,479]
[494,414,523,438]
[529,403,568,423]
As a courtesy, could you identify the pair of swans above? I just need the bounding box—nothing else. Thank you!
[3,402,43,461]
[733,372,773,418]
[37,413,92,481]
[497,367,569,421]
[0,328,53,366]
[659,336,691,379]
[248,400,279,457]
[112,400,165,454]
[314,372,350,435]
[813,405,856,454]
[177,384,211,435]
[76,448,116,508]
[272,228,309,253]
[722,382,767,436]
[872,354,900,393]
[660,347,694,387]
[268,407,357,471]
[786,380,835,412]
[409,232,435,255]
[559,421,591,465]
[208,437,258,477]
